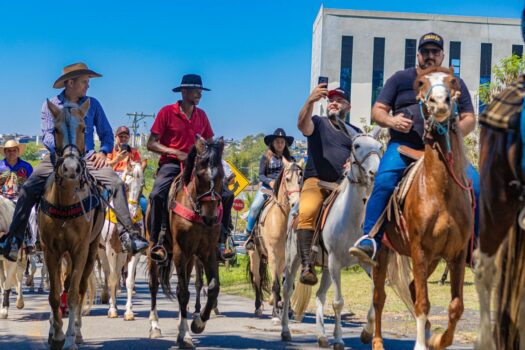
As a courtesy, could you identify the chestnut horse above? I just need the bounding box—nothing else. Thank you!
[39,99,105,350]
[371,67,474,350]
[475,76,525,349]
[157,136,224,349]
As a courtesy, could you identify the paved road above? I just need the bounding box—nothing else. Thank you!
[0,259,473,350]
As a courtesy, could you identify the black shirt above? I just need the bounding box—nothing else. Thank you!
[304,115,362,182]
[377,67,474,148]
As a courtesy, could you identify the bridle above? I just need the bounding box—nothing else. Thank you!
[347,134,381,185]
[275,162,303,209]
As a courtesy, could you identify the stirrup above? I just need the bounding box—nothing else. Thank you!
[150,244,168,264]
[350,236,378,266]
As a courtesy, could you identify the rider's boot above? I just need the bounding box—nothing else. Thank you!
[297,229,317,286]
[244,230,255,251]
[349,235,379,266]
[0,234,21,262]
[120,227,148,255]
[150,224,168,264]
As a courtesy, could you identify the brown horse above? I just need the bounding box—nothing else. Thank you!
[372,67,474,350]
[155,136,224,349]
[247,158,303,321]
[475,77,525,349]
[39,99,105,350]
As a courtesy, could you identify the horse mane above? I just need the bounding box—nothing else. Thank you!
[273,169,284,198]
[182,146,198,186]
[181,140,224,188]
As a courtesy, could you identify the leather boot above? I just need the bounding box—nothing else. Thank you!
[297,229,317,285]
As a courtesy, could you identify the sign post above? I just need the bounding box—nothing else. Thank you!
[232,198,245,236]
[226,160,250,197]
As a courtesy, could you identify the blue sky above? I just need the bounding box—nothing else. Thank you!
[0,1,522,141]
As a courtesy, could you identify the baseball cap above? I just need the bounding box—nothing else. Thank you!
[116,126,130,136]
[418,32,444,51]
[328,87,350,102]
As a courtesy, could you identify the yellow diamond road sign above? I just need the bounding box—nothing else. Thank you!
[225,160,249,197]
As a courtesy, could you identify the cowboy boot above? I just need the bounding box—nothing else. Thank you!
[150,224,168,263]
[0,234,21,262]
[297,229,317,285]
[120,227,148,255]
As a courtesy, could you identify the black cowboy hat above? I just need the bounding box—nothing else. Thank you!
[264,128,294,146]
[172,74,211,92]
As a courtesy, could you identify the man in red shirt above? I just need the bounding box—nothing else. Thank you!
[147,74,214,262]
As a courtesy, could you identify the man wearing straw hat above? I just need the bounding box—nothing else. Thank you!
[0,140,32,200]
[0,63,149,261]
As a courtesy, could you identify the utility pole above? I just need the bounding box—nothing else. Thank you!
[126,112,155,147]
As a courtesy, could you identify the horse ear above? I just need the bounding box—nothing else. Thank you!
[195,135,206,154]
[78,99,91,116]
[46,99,61,118]
[297,158,305,169]
[370,125,383,140]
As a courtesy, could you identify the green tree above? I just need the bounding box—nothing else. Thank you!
[479,54,525,105]
[21,142,41,161]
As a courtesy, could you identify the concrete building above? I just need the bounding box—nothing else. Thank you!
[311,7,522,126]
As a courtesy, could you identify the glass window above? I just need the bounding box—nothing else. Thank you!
[479,43,492,113]
[404,39,417,69]
[371,37,385,106]
[449,41,461,77]
[340,36,353,100]
[512,44,523,58]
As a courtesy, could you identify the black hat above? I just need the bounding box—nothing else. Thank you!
[418,32,444,51]
[328,87,350,102]
[172,74,211,92]
[264,128,294,146]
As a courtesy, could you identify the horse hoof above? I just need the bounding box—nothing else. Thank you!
[190,316,206,334]
[75,334,84,344]
[149,327,162,339]
[16,300,24,309]
[318,336,330,348]
[108,309,118,318]
[360,330,373,344]
[213,307,220,316]
[0,311,8,319]
[271,317,280,326]
[333,342,345,350]
[50,338,65,350]
[281,331,292,342]
[124,312,135,321]
[372,338,384,350]
[177,336,195,349]
[429,333,443,348]
[254,308,263,317]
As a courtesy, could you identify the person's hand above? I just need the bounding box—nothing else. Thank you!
[390,113,413,133]
[168,149,188,161]
[89,152,108,169]
[269,180,275,189]
[116,150,128,161]
[307,83,329,104]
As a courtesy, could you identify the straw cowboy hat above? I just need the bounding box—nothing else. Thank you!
[0,140,26,156]
[53,62,102,89]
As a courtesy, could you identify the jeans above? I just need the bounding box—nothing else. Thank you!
[139,194,147,217]
[363,141,480,244]
[246,185,270,234]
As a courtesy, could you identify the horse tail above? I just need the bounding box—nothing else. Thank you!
[246,252,271,295]
[290,282,312,322]
[385,249,416,318]
[159,261,175,300]
[495,225,525,348]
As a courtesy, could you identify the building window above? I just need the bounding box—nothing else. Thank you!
[479,43,492,113]
[371,37,385,106]
[404,39,417,69]
[340,36,353,100]
[512,44,523,58]
[449,41,461,77]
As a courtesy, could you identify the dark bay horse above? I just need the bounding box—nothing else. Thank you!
[372,67,474,350]
[39,99,105,350]
[153,136,224,348]
[475,76,525,349]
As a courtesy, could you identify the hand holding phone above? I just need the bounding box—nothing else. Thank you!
[318,76,328,86]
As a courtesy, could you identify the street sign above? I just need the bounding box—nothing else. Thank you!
[232,199,245,212]
[225,160,250,197]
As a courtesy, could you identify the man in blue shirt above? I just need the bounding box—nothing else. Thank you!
[0,63,148,261]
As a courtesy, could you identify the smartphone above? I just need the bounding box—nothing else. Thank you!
[318,76,328,86]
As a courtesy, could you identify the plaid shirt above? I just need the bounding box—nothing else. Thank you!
[479,75,525,130]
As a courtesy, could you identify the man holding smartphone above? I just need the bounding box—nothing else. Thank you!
[296,80,361,285]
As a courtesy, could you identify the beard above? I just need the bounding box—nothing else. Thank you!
[328,109,345,121]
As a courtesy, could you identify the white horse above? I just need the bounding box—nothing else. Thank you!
[98,162,145,320]
[0,195,26,318]
[281,128,386,349]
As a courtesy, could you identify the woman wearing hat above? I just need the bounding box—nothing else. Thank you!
[244,128,294,250]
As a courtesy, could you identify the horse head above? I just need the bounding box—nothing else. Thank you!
[345,126,383,195]
[122,162,144,218]
[415,66,461,124]
[277,158,303,208]
[47,99,90,183]
[183,136,225,226]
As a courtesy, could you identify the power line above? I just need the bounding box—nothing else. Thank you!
[126,112,155,147]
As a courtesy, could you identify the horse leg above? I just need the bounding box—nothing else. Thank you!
[268,248,281,325]
[328,255,346,350]
[411,246,431,350]
[16,252,25,309]
[75,240,98,345]
[148,258,162,339]
[248,249,264,316]
[439,264,449,286]
[194,259,203,317]
[44,249,65,348]
[316,267,332,348]
[192,250,220,335]
[124,253,140,321]
[474,250,496,350]
[176,256,194,348]
[63,248,89,350]
[281,239,301,341]
[82,272,95,316]
[107,243,125,318]
[360,286,375,344]
[98,247,110,304]
[372,249,388,350]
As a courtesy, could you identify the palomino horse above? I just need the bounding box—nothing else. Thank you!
[475,77,525,349]
[371,67,473,350]
[154,136,224,348]
[281,129,391,349]
[39,99,105,350]
[0,195,26,319]
[98,161,145,320]
[247,158,303,321]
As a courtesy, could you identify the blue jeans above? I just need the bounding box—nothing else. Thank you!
[246,185,270,234]
[363,141,480,244]
[139,194,148,217]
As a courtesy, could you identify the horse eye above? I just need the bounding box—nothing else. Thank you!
[354,144,361,149]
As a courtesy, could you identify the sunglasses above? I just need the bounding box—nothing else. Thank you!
[419,48,442,56]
